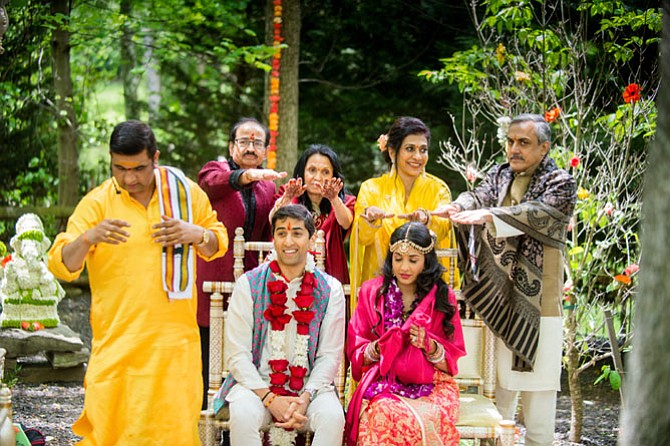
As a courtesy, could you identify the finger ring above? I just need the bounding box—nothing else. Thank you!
[105,231,111,238]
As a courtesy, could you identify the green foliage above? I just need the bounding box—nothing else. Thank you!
[0,2,58,209]
[594,364,622,391]
[299,0,474,192]
[1,364,22,389]
[421,1,659,412]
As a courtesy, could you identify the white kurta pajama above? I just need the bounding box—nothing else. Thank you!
[225,272,346,446]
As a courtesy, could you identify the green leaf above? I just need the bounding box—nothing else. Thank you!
[609,370,622,390]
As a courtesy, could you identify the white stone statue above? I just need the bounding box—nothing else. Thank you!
[0,213,66,329]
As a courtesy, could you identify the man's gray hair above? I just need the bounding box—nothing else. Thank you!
[511,113,552,144]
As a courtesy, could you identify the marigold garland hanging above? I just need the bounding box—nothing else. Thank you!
[267,0,283,170]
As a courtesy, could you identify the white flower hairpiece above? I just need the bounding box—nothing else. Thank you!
[377,134,388,152]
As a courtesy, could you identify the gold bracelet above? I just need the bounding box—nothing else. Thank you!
[417,207,430,225]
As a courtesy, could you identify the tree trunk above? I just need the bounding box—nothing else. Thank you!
[51,0,78,207]
[565,307,583,442]
[620,5,670,444]
[266,0,299,177]
[120,0,141,120]
[144,28,160,124]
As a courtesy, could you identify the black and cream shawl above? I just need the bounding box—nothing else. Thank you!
[454,157,576,371]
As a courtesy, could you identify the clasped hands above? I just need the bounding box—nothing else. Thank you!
[268,393,309,429]
[84,216,206,247]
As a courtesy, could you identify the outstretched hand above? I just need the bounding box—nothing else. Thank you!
[449,209,493,225]
[314,177,344,202]
[430,204,462,219]
[362,206,394,223]
[246,168,288,183]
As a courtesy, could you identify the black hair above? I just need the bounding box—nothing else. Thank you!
[382,116,431,171]
[377,222,456,337]
[271,204,316,238]
[109,120,157,157]
[292,144,347,215]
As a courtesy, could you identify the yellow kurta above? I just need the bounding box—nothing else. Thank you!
[48,178,227,446]
[349,172,457,313]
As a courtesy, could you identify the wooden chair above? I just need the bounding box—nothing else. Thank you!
[436,248,515,446]
[0,348,15,444]
[198,227,327,446]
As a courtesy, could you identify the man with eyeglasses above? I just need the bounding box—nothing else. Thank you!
[196,117,287,409]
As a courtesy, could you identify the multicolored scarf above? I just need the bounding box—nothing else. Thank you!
[155,166,194,300]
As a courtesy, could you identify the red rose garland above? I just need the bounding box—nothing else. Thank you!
[264,259,316,397]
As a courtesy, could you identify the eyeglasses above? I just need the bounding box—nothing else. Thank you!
[235,138,266,150]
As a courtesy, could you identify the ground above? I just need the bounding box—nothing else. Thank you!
[8,293,622,445]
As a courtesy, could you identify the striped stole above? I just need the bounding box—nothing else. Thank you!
[155,166,194,300]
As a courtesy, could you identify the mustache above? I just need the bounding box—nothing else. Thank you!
[509,154,525,161]
[243,151,258,157]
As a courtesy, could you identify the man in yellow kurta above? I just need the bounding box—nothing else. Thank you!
[48,120,228,446]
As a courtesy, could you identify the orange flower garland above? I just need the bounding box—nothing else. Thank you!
[267,0,283,170]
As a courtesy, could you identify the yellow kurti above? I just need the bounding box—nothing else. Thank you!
[349,172,457,313]
[48,178,227,446]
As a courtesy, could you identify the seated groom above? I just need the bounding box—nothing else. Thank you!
[214,204,346,446]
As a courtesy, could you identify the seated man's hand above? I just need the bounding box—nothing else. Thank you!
[274,397,308,429]
[269,395,305,425]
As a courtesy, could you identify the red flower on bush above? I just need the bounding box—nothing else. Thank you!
[1,254,12,267]
[623,83,641,103]
[570,156,580,168]
[624,263,639,276]
[544,107,561,123]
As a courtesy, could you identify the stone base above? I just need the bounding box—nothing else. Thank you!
[46,348,90,369]
[5,354,86,383]
[0,324,84,358]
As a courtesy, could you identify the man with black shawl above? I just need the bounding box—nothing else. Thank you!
[433,113,576,446]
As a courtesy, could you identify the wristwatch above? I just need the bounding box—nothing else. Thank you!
[197,228,210,247]
[304,387,317,402]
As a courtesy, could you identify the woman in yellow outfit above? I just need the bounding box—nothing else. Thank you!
[349,116,458,315]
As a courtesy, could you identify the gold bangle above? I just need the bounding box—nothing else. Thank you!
[417,208,430,225]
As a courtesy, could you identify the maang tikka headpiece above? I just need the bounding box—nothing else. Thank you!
[390,225,435,255]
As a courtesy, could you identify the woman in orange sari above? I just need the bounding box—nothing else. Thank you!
[346,222,465,446]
